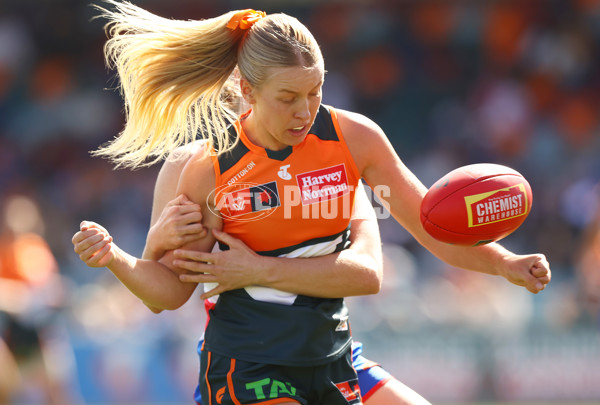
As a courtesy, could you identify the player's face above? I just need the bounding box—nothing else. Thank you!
[242,65,324,150]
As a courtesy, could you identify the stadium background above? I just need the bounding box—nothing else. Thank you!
[1,0,599,403]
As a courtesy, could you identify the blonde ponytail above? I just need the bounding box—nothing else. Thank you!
[93,1,242,168]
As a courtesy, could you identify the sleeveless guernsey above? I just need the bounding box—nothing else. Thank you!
[203,105,361,366]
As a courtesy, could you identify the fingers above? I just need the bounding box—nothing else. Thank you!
[179,273,218,284]
[178,193,194,204]
[72,228,111,249]
[508,254,551,294]
[79,220,111,236]
[178,213,205,234]
[165,205,206,237]
[79,220,92,230]
[75,233,111,260]
[528,281,544,294]
[531,257,551,279]
[531,265,551,284]
[171,194,187,205]
[169,203,202,217]
[530,265,548,278]
[73,232,113,268]
[73,224,114,268]
[184,223,207,237]
[174,249,213,263]
[526,273,549,294]
[200,285,225,300]
[173,260,213,273]
[79,220,96,231]
[211,228,241,247]
[83,242,112,266]
[175,231,208,246]
[73,232,104,253]
[168,194,198,209]
[529,255,551,294]
[173,250,215,272]
[169,194,194,206]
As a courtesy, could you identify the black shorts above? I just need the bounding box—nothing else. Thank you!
[199,348,362,405]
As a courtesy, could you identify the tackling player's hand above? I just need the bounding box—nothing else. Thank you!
[174,228,265,299]
[146,194,206,259]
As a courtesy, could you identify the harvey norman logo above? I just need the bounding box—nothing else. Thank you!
[296,163,349,205]
[464,184,529,227]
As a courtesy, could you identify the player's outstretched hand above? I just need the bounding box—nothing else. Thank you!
[72,220,115,268]
[501,253,551,294]
[146,194,206,259]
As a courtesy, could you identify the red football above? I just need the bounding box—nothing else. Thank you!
[420,163,532,246]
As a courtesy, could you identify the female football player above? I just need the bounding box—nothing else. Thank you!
[73,3,550,404]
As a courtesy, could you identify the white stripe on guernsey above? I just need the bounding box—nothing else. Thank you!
[204,233,347,305]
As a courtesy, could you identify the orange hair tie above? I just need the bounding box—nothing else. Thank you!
[226,9,266,32]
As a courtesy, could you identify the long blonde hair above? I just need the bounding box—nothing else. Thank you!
[93,1,323,168]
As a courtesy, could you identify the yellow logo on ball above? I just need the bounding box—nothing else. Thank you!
[464,183,529,227]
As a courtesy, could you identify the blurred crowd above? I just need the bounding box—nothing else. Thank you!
[1,0,600,403]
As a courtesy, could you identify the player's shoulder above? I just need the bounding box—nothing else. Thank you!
[331,108,387,156]
[165,139,209,167]
[329,107,393,174]
[156,140,209,182]
[177,140,216,200]
[154,140,212,197]
[332,108,383,137]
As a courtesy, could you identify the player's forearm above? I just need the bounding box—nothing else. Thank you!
[455,242,512,277]
[258,248,382,298]
[263,216,383,297]
[142,226,165,261]
[107,244,194,310]
[421,231,509,276]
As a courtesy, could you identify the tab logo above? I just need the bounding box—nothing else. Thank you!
[464,183,529,227]
[296,164,349,205]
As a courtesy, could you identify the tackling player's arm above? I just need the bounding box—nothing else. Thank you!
[142,142,383,299]
[175,184,383,299]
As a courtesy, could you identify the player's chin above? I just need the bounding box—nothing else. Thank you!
[285,133,307,146]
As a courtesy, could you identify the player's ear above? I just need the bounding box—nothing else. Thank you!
[240,78,256,105]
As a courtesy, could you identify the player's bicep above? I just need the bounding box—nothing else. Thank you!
[150,158,187,226]
[168,148,222,257]
[150,142,206,226]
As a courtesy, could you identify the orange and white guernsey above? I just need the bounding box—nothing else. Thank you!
[210,104,360,257]
[202,105,362,366]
